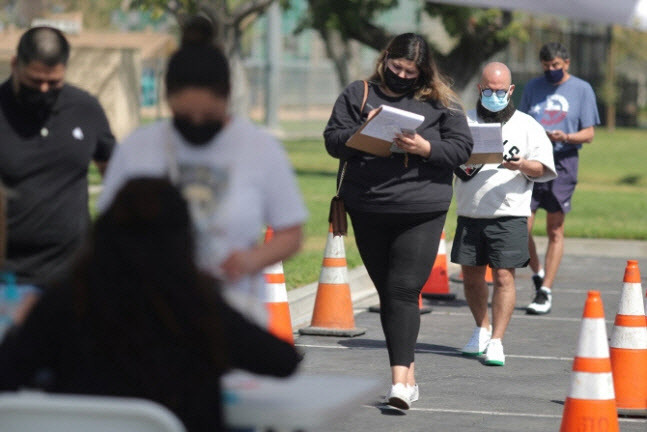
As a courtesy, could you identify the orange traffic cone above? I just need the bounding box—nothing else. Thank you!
[368,293,431,315]
[421,230,455,300]
[610,260,647,416]
[560,291,619,432]
[449,266,494,286]
[299,224,365,337]
[262,227,294,344]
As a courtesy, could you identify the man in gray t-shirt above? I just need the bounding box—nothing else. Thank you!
[519,42,600,315]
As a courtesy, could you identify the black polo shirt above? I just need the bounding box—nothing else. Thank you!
[0,78,115,285]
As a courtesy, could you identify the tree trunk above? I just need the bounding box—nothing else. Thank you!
[319,28,352,89]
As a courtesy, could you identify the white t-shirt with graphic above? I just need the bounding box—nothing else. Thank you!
[97,116,308,321]
[454,110,557,219]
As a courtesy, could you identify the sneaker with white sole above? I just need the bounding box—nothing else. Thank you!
[526,287,552,315]
[484,338,505,366]
[387,383,411,409]
[461,326,491,356]
[408,384,419,403]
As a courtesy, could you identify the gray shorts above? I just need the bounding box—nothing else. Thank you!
[450,216,530,269]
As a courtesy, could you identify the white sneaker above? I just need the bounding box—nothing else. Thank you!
[387,383,411,409]
[484,338,505,366]
[526,287,552,315]
[461,326,491,356]
[408,384,419,403]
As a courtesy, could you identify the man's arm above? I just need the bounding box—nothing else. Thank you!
[502,158,546,178]
[547,126,595,145]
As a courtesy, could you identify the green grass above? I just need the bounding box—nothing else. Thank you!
[529,128,647,239]
[89,126,647,290]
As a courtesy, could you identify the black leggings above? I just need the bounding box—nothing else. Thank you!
[348,209,446,366]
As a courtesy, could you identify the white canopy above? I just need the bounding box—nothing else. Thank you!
[427,0,647,30]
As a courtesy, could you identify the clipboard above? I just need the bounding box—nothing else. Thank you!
[346,105,425,157]
[465,122,504,164]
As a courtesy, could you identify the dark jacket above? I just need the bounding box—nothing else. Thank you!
[324,80,473,213]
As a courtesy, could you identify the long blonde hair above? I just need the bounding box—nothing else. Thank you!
[369,33,461,109]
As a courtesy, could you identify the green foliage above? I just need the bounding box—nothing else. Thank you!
[423,4,527,43]
[295,0,397,36]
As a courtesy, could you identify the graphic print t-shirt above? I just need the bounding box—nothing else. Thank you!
[519,75,600,153]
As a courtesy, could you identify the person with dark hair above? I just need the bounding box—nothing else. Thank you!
[452,62,556,366]
[0,26,115,287]
[519,42,600,315]
[98,19,307,325]
[181,13,218,46]
[323,32,473,409]
[0,177,300,432]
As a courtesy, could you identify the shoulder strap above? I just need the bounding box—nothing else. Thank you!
[337,81,369,196]
[360,80,369,113]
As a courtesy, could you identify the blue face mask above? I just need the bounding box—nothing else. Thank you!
[480,92,509,113]
[544,68,564,84]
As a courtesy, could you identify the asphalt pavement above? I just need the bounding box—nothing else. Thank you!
[288,237,647,431]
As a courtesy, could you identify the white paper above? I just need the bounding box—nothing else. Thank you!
[361,105,425,142]
[468,123,503,154]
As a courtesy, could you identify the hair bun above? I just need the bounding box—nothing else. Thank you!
[181,14,216,47]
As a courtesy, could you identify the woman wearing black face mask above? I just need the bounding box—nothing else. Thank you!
[97,16,307,326]
[323,33,473,409]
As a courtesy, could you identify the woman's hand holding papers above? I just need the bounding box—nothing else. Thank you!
[393,131,431,158]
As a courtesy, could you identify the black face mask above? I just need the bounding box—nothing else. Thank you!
[17,84,60,118]
[173,117,223,146]
[383,66,417,94]
[544,68,564,84]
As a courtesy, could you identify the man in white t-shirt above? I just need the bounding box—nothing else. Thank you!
[451,62,556,366]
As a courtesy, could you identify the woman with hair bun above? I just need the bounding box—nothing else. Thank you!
[98,17,307,324]
[324,32,473,409]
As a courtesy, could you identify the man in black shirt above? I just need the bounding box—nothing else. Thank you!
[0,26,115,286]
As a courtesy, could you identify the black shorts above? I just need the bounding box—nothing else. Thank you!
[451,216,530,269]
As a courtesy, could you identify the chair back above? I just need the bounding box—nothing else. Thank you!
[0,391,186,432]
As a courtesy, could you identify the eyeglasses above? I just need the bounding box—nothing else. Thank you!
[481,87,510,98]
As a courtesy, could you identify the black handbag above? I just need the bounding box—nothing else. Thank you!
[328,80,369,237]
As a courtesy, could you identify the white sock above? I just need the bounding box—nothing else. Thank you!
[535,268,545,278]
[540,286,552,293]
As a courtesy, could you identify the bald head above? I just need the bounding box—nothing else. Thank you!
[478,61,515,103]
[481,62,511,87]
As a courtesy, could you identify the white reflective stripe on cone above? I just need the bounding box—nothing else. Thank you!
[576,318,611,358]
[437,236,446,254]
[264,284,288,303]
[567,372,615,400]
[324,235,345,258]
[264,262,284,275]
[318,266,349,284]
[617,283,646,315]
[610,326,647,349]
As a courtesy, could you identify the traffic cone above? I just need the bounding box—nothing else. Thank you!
[449,266,494,286]
[368,293,431,315]
[262,226,294,344]
[610,260,647,416]
[421,230,455,300]
[299,224,366,337]
[560,290,619,432]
